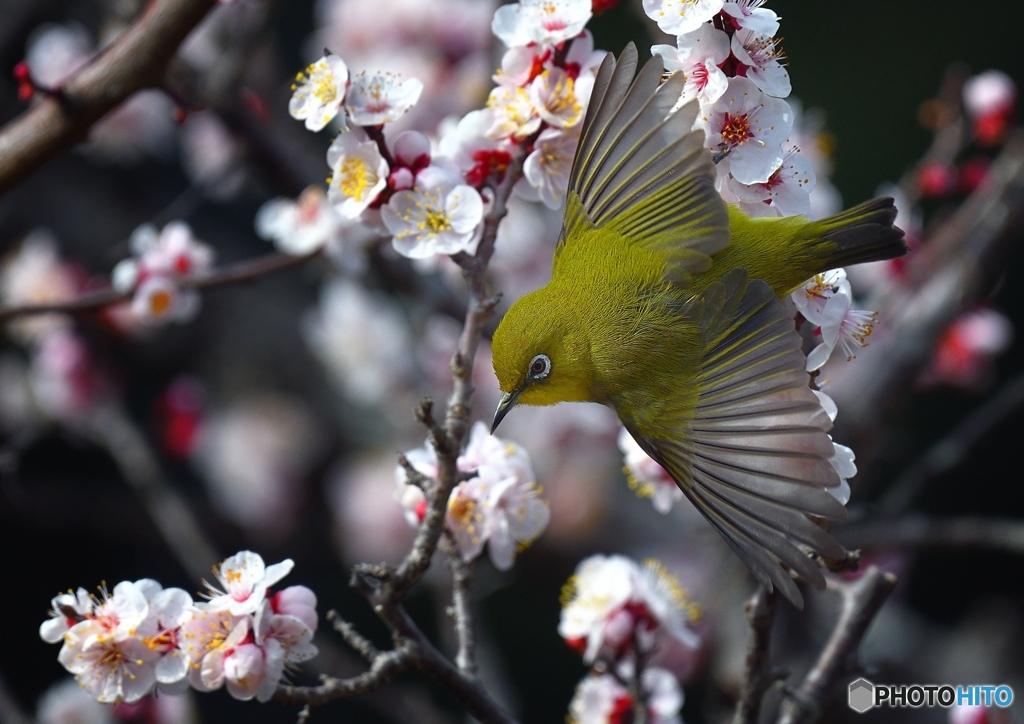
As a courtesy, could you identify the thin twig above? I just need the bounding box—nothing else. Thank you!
[276,644,415,705]
[775,567,897,724]
[443,533,478,678]
[0,0,216,196]
[878,369,1024,515]
[328,610,381,662]
[732,586,785,724]
[275,159,525,724]
[837,515,1024,555]
[0,250,319,322]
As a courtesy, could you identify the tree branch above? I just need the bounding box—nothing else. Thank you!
[732,586,784,724]
[443,533,478,678]
[0,250,319,322]
[0,0,217,196]
[837,515,1024,555]
[775,567,897,724]
[274,160,525,724]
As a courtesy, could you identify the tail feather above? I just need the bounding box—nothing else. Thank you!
[815,197,909,268]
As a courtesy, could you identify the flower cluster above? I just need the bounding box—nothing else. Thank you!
[397,421,550,570]
[40,551,317,704]
[560,555,698,723]
[0,231,107,425]
[285,0,607,262]
[791,268,878,372]
[645,0,815,218]
[111,222,214,326]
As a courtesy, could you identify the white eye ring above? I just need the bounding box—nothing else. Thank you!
[528,353,551,380]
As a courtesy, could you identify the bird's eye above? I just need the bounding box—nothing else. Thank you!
[529,354,551,379]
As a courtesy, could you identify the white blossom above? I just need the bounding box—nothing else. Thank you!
[130,277,200,326]
[827,440,855,505]
[137,582,194,695]
[193,395,321,536]
[325,127,389,218]
[180,111,245,198]
[345,71,424,126]
[568,668,684,724]
[790,268,849,326]
[963,70,1016,120]
[304,279,413,406]
[495,45,552,88]
[437,109,515,187]
[55,581,157,704]
[1,230,78,344]
[201,550,295,615]
[642,0,723,37]
[722,0,779,36]
[326,128,390,218]
[528,68,592,128]
[731,30,790,98]
[40,588,94,644]
[486,86,542,139]
[521,125,580,209]
[805,285,878,371]
[702,77,792,184]
[382,165,484,258]
[729,148,815,217]
[289,54,349,132]
[256,185,349,256]
[617,428,682,514]
[652,23,731,109]
[491,0,592,48]
[559,555,699,664]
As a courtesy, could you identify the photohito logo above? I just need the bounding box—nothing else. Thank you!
[847,680,1014,713]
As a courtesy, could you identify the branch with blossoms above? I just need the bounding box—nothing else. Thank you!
[0,0,216,195]
[14,0,1024,722]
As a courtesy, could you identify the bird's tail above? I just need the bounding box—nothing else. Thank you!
[811,197,909,269]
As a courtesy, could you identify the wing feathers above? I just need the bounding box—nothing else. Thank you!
[556,43,730,279]
[622,269,848,608]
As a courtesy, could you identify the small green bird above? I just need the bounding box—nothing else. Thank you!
[490,44,907,607]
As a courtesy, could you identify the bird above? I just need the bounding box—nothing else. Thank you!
[489,43,907,608]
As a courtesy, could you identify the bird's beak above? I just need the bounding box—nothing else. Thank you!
[491,389,522,433]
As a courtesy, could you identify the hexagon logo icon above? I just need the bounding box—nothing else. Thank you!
[848,678,875,713]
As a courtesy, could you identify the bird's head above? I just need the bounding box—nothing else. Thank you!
[490,286,594,432]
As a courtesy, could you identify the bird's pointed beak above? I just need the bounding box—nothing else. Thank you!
[491,389,522,433]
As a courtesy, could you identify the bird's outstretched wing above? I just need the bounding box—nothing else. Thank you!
[557,43,730,285]
[620,268,848,608]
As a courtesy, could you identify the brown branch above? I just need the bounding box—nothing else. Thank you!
[732,586,785,724]
[0,250,318,322]
[443,534,478,678]
[775,567,897,724]
[837,515,1024,555]
[0,0,217,196]
[274,159,525,724]
[328,610,381,662]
